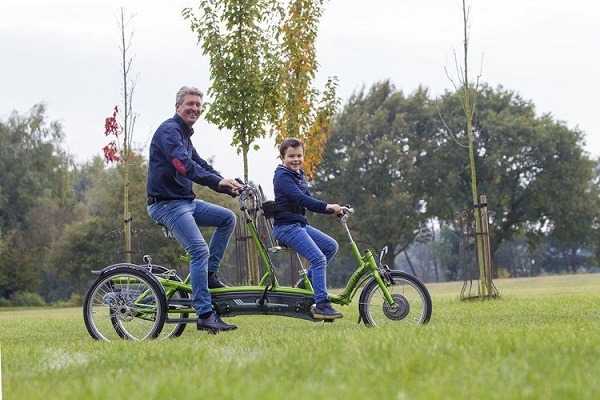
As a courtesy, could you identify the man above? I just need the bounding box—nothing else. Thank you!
[146,85,242,332]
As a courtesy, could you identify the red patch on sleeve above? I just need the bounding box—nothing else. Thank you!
[172,158,187,176]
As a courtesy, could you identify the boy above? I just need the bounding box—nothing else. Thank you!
[272,137,344,319]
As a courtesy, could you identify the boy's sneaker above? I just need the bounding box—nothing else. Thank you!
[311,301,343,320]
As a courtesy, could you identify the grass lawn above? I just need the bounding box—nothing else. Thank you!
[1,274,599,399]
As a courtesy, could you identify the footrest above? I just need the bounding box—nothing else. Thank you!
[268,245,289,253]
[269,246,288,253]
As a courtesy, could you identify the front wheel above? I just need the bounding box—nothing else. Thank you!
[83,266,167,341]
[358,270,432,327]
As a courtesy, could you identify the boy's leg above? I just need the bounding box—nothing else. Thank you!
[305,225,339,265]
[274,224,328,303]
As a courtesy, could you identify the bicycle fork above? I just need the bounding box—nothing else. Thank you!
[364,248,397,307]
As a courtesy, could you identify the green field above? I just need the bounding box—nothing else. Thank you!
[1,274,599,399]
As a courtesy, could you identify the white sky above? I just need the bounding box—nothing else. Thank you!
[1,0,599,198]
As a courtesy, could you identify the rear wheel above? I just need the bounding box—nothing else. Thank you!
[151,265,189,339]
[83,267,167,341]
[358,270,432,327]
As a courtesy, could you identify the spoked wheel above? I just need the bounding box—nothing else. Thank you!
[358,270,432,327]
[151,265,189,339]
[83,267,167,341]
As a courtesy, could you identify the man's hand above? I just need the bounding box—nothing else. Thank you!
[326,203,343,216]
[217,178,244,197]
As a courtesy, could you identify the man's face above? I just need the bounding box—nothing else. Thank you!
[176,94,202,127]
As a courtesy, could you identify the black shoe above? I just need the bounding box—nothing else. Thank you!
[208,272,228,289]
[197,312,237,332]
[311,301,343,320]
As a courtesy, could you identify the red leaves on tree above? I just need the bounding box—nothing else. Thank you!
[103,106,121,163]
[102,141,120,163]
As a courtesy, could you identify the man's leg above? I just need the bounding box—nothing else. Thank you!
[192,200,236,274]
[149,200,237,331]
[165,202,212,316]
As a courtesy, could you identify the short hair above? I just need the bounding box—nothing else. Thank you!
[175,86,204,105]
[279,137,304,157]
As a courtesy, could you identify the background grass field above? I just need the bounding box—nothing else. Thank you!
[1,274,599,400]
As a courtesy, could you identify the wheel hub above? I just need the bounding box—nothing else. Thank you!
[382,294,410,320]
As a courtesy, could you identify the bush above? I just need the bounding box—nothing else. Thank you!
[10,291,47,307]
[52,292,85,308]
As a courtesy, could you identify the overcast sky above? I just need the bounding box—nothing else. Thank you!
[1,0,599,197]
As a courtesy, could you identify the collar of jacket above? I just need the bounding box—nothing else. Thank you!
[173,114,194,137]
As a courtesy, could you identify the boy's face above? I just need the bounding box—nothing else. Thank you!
[280,145,304,172]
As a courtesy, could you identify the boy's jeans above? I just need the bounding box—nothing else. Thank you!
[148,199,236,315]
[273,223,338,303]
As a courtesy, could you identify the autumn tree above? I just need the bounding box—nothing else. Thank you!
[183,0,338,181]
[271,0,339,178]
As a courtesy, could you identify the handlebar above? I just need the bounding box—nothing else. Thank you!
[338,206,354,222]
[237,183,354,225]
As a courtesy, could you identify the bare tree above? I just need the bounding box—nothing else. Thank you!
[102,8,138,263]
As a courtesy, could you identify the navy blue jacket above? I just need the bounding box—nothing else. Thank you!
[273,164,329,226]
[146,114,223,200]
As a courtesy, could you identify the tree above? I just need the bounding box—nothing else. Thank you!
[184,0,338,181]
[312,81,436,269]
[441,0,490,294]
[183,0,281,183]
[313,81,598,279]
[0,104,76,298]
[426,85,598,272]
[102,8,139,263]
[184,0,337,283]
[271,0,339,178]
[532,135,599,272]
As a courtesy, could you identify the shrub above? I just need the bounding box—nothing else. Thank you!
[10,291,47,307]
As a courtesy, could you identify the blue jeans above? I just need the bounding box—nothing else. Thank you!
[273,223,338,303]
[148,199,236,315]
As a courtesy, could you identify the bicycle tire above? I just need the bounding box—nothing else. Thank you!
[358,270,432,327]
[150,265,189,339]
[83,266,167,341]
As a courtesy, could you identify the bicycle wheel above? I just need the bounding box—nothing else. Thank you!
[358,270,432,327]
[151,265,189,339]
[161,287,189,339]
[83,267,167,341]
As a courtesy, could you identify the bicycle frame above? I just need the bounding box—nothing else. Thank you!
[151,185,398,317]
[84,184,431,340]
